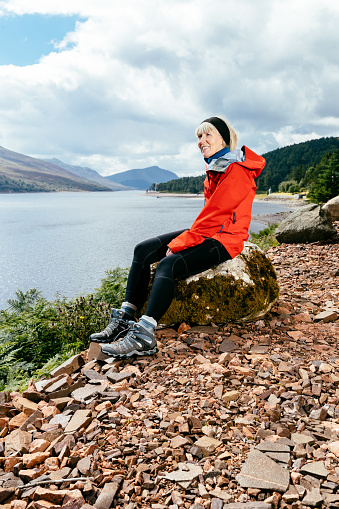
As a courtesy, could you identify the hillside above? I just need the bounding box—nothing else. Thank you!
[105,166,178,190]
[257,136,339,191]
[44,158,128,191]
[0,147,112,193]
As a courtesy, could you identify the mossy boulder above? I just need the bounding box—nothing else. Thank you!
[143,242,279,326]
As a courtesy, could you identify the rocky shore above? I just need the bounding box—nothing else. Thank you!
[145,192,307,227]
[0,223,338,509]
[251,195,308,226]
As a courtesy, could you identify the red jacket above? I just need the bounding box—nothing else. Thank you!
[167,146,266,258]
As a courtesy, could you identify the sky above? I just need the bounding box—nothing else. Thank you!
[0,0,338,177]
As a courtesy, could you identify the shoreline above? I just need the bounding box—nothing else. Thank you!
[144,191,204,199]
[144,191,307,226]
[144,190,308,204]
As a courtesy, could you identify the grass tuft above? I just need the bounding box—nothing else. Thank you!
[250,224,279,251]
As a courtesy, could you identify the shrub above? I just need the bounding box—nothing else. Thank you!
[93,267,129,306]
[278,180,298,193]
[0,267,129,391]
[250,225,279,251]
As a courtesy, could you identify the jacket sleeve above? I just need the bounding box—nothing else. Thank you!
[167,164,255,253]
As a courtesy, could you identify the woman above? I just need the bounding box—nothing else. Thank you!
[91,116,266,358]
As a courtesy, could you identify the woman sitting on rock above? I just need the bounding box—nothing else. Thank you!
[90,116,266,358]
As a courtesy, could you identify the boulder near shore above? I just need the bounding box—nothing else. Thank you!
[0,223,338,509]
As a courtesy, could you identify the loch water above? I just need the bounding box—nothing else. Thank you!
[0,190,291,309]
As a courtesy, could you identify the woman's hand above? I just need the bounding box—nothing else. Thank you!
[166,248,173,256]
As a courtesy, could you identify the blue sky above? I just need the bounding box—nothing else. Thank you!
[0,14,82,66]
[0,0,338,176]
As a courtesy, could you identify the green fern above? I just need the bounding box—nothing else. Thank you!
[0,267,128,392]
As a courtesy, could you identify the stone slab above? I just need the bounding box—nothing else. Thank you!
[236,449,290,492]
[64,410,92,434]
[5,429,32,456]
[94,478,122,509]
[50,354,85,377]
[300,461,329,479]
[165,462,203,484]
[255,442,291,453]
[194,436,222,455]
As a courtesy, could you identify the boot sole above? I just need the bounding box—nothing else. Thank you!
[90,336,119,344]
[101,346,158,358]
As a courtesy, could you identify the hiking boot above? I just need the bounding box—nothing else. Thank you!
[101,321,158,358]
[90,308,133,343]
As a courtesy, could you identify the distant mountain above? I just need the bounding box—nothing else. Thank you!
[0,147,112,193]
[105,166,178,190]
[44,158,128,191]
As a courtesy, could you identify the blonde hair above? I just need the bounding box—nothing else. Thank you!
[195,116,238,151]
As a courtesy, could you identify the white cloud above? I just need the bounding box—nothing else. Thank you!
[0,0,338,176]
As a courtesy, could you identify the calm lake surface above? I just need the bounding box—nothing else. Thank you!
[0,190,291,310]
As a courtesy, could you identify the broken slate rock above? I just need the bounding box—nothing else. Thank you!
[219,337,238,353]
[64,410,92,434]
[83,369,108,382]
[300,461,329,479]
[106,371,135,384]
[255,441,290,453]
[290,433,315,445]
[265,452,291,464]
[77,456,92,475]
[208,489,232,502]
[194,436,222,455]
[223,504,272,509]
[71,383,105,403]
[171,435,191,449]
[50,353,85,377]
[5,429,32,456]
[313,310,338,323]
[302,487,324,507]
[164,462,203,485]
[236,449,290,492]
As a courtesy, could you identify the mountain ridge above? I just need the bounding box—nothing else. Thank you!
[105,166,178,190]
[0,146,112,193]
[0,145,179,193]
[43,158,127,191]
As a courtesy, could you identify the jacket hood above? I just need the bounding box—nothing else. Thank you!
[206,145,265,178]
[238,146,266,178]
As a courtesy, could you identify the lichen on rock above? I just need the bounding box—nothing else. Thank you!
[141,242,279,326]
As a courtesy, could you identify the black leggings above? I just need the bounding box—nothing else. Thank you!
[124,230,231,321]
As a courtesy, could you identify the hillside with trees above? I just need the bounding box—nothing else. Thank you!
[257,136,339,192]
[150,174,205,194]
[155,137,339,202]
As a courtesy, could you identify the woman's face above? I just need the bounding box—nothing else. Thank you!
[197,129,225,158]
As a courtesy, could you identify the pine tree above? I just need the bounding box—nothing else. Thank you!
[308,150,339,203]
